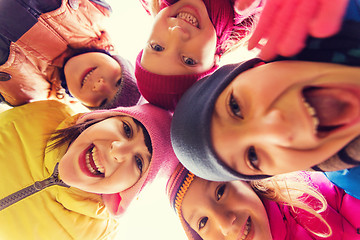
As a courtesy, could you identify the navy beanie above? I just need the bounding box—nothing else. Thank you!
[171,58,271,181]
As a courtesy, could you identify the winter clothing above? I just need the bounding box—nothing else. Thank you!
[273,0,360,65]
[171,0,360,182]
[135,51,218,111]
[135,0,261,111]
[0,99,179,238]
[96,55,141,109]
[265,172,360,240]
[325,167,360,200]
[166,165,360,240]
[0,100,119,240]
[0,0,140,109]
[272,0,360,198]
[74,103,179,216]
[171,58,269,182]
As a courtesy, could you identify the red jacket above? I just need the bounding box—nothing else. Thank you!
[266,172,360,240]
[0,0,114,106]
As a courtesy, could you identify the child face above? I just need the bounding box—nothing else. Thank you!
[182,178,272,240]
[64,52,122,108]
[211,61,360,176]
[141,0,217,75]
[59,116,151,194]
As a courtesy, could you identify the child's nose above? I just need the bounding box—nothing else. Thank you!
[110,140,132,163]
[168,25,190,41]
[92,78,108,92]
[214,211,236,236]
[261,109,294,146]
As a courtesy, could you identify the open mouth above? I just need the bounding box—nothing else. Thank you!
[81,67,96,88]
[302,86,360,138]
[81,144,105,177]
[175,11,199,28]
[238,217,252,240]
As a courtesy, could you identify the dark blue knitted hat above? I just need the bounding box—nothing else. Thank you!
[171,58,271,181]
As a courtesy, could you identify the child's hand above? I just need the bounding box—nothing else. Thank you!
[248,0,349,61]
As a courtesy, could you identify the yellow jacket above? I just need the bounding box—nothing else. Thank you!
[0,101,119,240]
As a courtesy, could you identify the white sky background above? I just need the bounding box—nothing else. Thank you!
[104,2,187,239]
[103,1,258,239]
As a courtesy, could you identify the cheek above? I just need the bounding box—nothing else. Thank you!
[58,150,78,183]
[109,165,140,192]
[198,34,217,56]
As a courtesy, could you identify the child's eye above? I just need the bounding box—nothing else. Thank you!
[135,156,143,173]
[115,78,122,87]
[198,217,208,230]
[183,56,197,66]
[123,122,132,138]
[216,184,226,201]
[150,43,164,52]
[100,99,108,108]
[247,146,260,170]
[229,93,243,119]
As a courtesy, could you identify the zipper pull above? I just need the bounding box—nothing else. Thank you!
[34,163,70,190]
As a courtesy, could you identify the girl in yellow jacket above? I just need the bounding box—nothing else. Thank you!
[0,100,178,239]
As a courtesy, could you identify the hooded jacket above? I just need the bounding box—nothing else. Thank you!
[0,100,119,240]
[0,0,114,106]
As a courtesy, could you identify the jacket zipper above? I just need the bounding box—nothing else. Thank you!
[0,163,69,211]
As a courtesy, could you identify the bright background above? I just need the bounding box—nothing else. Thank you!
[103,1,258,239]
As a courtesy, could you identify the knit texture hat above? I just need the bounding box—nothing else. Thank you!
[99,55,141,109]
[166,163,201,240]
[135,50,218,112]
[76,103,179,216]
[171,58,271,181]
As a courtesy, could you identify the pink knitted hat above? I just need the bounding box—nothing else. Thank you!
[135,50,218,112]
[76,104,179,216]
[166,163,202,240]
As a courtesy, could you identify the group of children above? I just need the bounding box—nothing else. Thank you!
[1,0,359,239]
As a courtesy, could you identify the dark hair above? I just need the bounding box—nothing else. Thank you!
[59,47,112,96]
[47,116,153,156]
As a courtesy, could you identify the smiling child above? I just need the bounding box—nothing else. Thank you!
[170,0,360,185]
[166,164,360,240]
[135,0,261,111]
[0,0,141,109]
[0,100,178,239]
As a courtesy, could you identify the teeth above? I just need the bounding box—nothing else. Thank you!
[86,152,97,174]
[85,146,105,175]
[176,12,199,27]
[92,147,104,173]
[241,218,251,240]
[82,68,95,86]
[303,98,319,132]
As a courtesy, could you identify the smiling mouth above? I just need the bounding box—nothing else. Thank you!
[176,11,199,28]
[81,67,96,88]
[85,145,105,177]
[238,217,252,240]
[302,86,360,138]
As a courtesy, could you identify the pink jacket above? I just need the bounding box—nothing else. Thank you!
[265,172,360,240]
[0,0,114,106]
